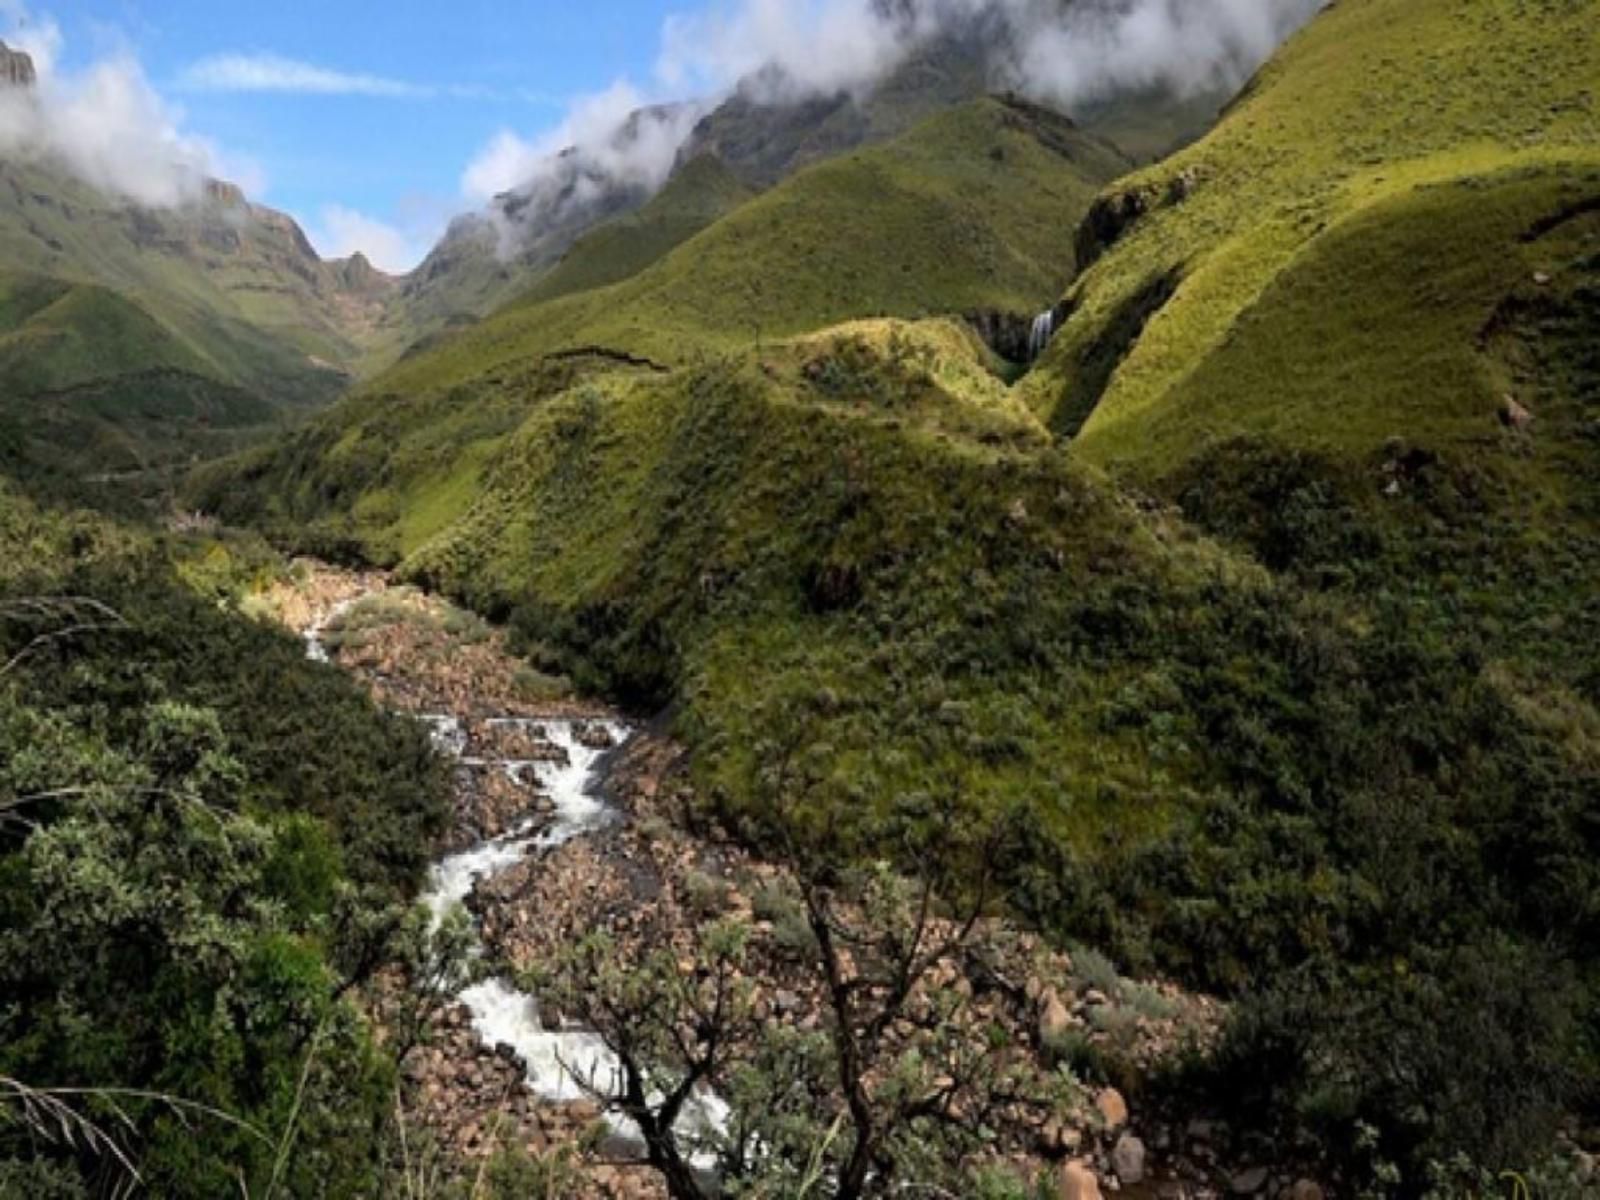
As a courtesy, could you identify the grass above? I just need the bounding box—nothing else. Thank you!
[0,159,370,401]
[515,154,757,310]
[1025,0,1600,486]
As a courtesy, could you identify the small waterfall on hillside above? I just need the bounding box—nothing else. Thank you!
[1028,308,1058,361]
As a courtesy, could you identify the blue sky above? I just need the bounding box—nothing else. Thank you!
[2,0,702,269]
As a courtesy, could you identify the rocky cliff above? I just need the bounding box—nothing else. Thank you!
[0,41,35,90]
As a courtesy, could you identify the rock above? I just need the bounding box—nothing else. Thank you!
[1229,1166,1270,1195]
[1289,1182,1326,1200]
[1112,1134,1147,1185]
[0,41,36,89]
[1040,990,1073,1046]
[774,988,803,1017]
[1533,271,1553,286]
[1095,1087,1129,1131]
[1573,1151,1594,1183]
[1058,1160,1104,1200]
[1500,396,1536,430]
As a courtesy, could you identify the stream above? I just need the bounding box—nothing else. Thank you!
[301,591,727,1159]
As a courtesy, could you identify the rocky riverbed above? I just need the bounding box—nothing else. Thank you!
[263,562,1331,1200]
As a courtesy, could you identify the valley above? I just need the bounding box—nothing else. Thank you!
[1,0,1598,1196]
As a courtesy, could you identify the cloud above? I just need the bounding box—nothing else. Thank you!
[656,0,1330,109]
[462,80,701,205]
[990,0,1331,110]
[0,5,253,208]
[307,204,434,273]
[178,53,428,98]
[461,0,1327,260]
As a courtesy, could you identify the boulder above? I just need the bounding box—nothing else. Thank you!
[1229,1166,1270,1195]
[1112,1133,1147,1185]
[1058,1160,1103,1200]
[1095,1087,1129,1131]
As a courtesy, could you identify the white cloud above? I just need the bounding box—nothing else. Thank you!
[0,5,254,208]
[307,204,443,273]
[178,53,428,98]
[460,0,1328,260]
[462,80,702,204]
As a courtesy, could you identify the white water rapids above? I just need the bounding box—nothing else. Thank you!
[304,600,729,1161]
[421,716,633,1104]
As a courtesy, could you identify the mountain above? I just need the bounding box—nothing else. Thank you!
[198,0,1600,1181]
[0,157,394,401]
[377,99,1129,399]
[382,12,1228,360]
[0,268,275,499]
[0,41,409,499]
[197,94,1128,545]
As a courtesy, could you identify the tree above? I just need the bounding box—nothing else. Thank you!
[525,786,1069,1200]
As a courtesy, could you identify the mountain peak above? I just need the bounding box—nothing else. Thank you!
[0,40,37,90]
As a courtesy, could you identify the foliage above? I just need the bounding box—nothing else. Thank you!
[0,493,452,1194]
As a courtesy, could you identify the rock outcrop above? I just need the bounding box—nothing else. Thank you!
[0,40,36,90]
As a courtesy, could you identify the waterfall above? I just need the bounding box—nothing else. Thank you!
[1028,309,1058,361]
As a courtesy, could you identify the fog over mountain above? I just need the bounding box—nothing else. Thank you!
[467,0,1328,260]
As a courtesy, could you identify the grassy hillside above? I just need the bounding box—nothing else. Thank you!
[0,269,279,506]
[1026,0,1600,471]
[375,99,1129,398]
[0,159,389,402]
[516,154,757,310]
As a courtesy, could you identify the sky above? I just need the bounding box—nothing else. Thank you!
[0,0,697,270]
[0,0,1328,274]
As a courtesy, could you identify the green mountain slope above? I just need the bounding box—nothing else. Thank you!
[0,160,392,403]
[515,154,757,310]
[1026,0,1600,473]
[385,20,1226,359]
[0,268,276,500]
[379,99,1129,398]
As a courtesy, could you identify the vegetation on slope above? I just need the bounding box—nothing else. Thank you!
[515,154,756,310]
[0,269,281,508]
[0,160,380,402]
[1026,0,1599,468]
[369,99,1129,397]
[0,484,451,1196]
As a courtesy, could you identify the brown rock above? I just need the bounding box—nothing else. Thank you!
[1500,397,1535,430]
[1289,1182,1326,1200]
[1040,990,1073,1046]
[1095,1087,1129,1131]
[1058,1160,1104,1200]
[0,41,36,89]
